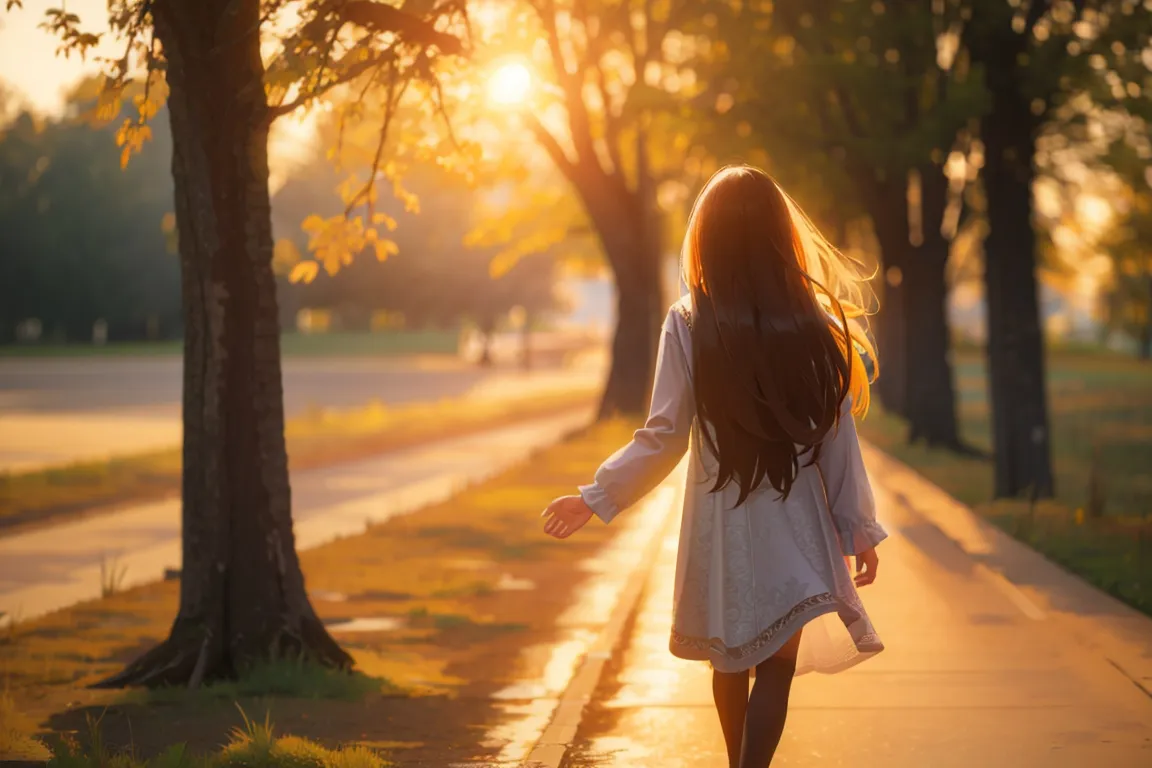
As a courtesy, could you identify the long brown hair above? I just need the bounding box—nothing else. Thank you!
[682,165,876,504]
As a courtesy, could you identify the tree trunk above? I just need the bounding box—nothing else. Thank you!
[568,152,663,419]
[598,230,662,418]
[866,180,909,416]
[97,0,349,688]
[980,79,1055,499]
[520,312,532,370]
[1142,269,1152,361]
[477,316,496,367]
[903,167,962,448]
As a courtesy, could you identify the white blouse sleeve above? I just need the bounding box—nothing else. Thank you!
[817,399,888,555]
[578,309,693,523]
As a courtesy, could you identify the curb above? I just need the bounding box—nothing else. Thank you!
[521,472,683,767]
[862,442,1152,699]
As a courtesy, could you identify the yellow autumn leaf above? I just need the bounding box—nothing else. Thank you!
[289,260,319,284]
[301,214,326,234]
[273,238,302,276]
[96,91,122,122]
[115,119,132,146]
[323,253,343,276]
[373,238,399,261]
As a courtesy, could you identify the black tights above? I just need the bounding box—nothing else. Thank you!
[711,652,798,768]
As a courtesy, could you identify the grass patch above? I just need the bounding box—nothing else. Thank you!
[1,420,638,764]
[859,347,1152,614]
[1,689,52,760]
[0,385,596,532]
[44,708,390,768]
[0,330,459,359]
[135,659,392,706]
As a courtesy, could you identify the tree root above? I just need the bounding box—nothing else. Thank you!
[92,611,351,689]
[90,622,209,689]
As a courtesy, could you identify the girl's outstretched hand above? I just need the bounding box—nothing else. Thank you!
[853,547,880,587]
[542,495,594,539]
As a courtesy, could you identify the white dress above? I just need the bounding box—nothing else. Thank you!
[579,298,887,675]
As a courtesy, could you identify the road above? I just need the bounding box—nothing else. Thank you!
[548,452,1152,767]
[0,408,594,627]
[0,351,605,472]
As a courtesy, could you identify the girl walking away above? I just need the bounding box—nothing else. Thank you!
[542,165,887,767]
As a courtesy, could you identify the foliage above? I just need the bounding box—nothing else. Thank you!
[1099,185,1152,351]
[446,0,732,278]
[4,0,470,275]
[0,80,179,343]
[703,0,985,232]
[273,157,563,331]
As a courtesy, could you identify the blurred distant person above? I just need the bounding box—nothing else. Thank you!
[542,165,886,767]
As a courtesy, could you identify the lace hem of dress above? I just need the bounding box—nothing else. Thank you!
[670,592,837,662]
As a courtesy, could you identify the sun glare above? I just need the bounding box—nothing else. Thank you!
[488,62,533,106]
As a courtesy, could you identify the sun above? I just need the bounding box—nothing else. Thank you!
[488,61,533,106]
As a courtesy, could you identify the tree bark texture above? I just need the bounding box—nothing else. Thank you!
[98,0,350,688]
[566,159,663,420]
[866,179,910,417]
[902,166,962,448]
[980,69,1055,499]
[1142,270,1152,360]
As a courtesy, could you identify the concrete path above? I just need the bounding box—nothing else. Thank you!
[0,352,605,472]
[0,408,593,627]
[549,451,1152,767]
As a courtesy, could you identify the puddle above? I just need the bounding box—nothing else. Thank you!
[490,629,596,701]
[325,616,406,633]
[467,480,679,764]
[477,699,559,763]
[556,576,623,627]
[496,573,535,591]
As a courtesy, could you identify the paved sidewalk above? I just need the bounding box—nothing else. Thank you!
[0,409,592,627]
[557,460,1152,766]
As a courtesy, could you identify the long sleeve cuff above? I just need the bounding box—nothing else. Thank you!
[837,519,889,556]
[579,483,620,524]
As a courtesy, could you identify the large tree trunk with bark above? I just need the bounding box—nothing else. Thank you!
[1142,270,1152,361]
[980,78,1055,499]
[596,221,663,419]
[866,180,910,417]
[568,150,663,420]
[903,167,962,448]
[98,0,349,688]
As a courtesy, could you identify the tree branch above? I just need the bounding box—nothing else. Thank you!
[527,113,578,182]
[530,0,601,170]
[572,0,624,174]
[344,62,411,220]
[268,49,394,120]
[342,1,464,55]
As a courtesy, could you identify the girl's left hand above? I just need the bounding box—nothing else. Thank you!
[542,495,594,539]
